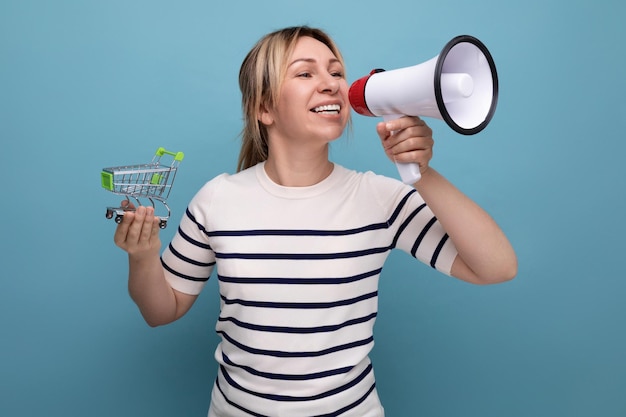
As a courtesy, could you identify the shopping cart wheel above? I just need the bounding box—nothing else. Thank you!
[159,219,167,229]
[106,209,113,219]
[115,214,124,224]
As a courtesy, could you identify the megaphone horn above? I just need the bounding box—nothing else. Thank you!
[349,35,499,184]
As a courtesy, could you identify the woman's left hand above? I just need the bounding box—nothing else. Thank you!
[376,116,434,175]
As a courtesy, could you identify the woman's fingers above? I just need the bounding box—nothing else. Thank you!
[113,206,160,253]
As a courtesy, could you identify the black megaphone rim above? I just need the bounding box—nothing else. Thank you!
[434,35,499,135]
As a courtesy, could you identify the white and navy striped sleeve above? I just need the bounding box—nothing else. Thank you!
[365,172,458,276]
[161,175,224,295]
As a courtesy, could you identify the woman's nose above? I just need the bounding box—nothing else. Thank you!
[319,74,340,94]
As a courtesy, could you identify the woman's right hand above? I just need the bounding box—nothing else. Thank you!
[113,202,162,257]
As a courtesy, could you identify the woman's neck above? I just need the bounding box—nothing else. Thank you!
[264,147,333,187]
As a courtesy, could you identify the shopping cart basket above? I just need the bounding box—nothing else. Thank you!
[101,147,185,228]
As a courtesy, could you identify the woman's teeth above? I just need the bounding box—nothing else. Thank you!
[313,104,340,114]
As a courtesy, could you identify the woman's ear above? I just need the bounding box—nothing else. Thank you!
[258,104,274,126]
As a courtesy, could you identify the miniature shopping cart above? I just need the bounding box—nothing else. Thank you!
[101,147,185,228]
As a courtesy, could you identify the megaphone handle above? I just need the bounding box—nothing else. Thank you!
[383,114,422,184]
[396,161,422,185]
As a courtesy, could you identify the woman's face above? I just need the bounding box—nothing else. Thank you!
[260,36,350,148]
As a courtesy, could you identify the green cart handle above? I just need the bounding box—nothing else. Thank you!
[156,147,185,162]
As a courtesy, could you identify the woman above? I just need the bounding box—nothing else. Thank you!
[114,26,517,417]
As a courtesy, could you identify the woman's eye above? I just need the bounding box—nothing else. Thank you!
[331,71,344,78]
[297,72,312,78]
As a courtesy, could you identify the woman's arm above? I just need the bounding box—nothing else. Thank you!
[414,167,517,284]
[114,205,197,326]
[377,117,517,284]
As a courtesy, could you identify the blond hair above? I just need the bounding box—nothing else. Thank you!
[237,26,347,172]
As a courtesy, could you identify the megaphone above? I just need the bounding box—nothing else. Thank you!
[349,35,498,184]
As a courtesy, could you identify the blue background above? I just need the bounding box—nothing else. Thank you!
[2,1,624,416]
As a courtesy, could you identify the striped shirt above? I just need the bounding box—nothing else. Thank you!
[162,162,457,417]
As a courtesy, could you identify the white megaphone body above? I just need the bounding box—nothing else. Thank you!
[349,35,498,184]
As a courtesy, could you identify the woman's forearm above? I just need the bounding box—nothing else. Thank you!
[414,167,517,284]
[127,253,178,326]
